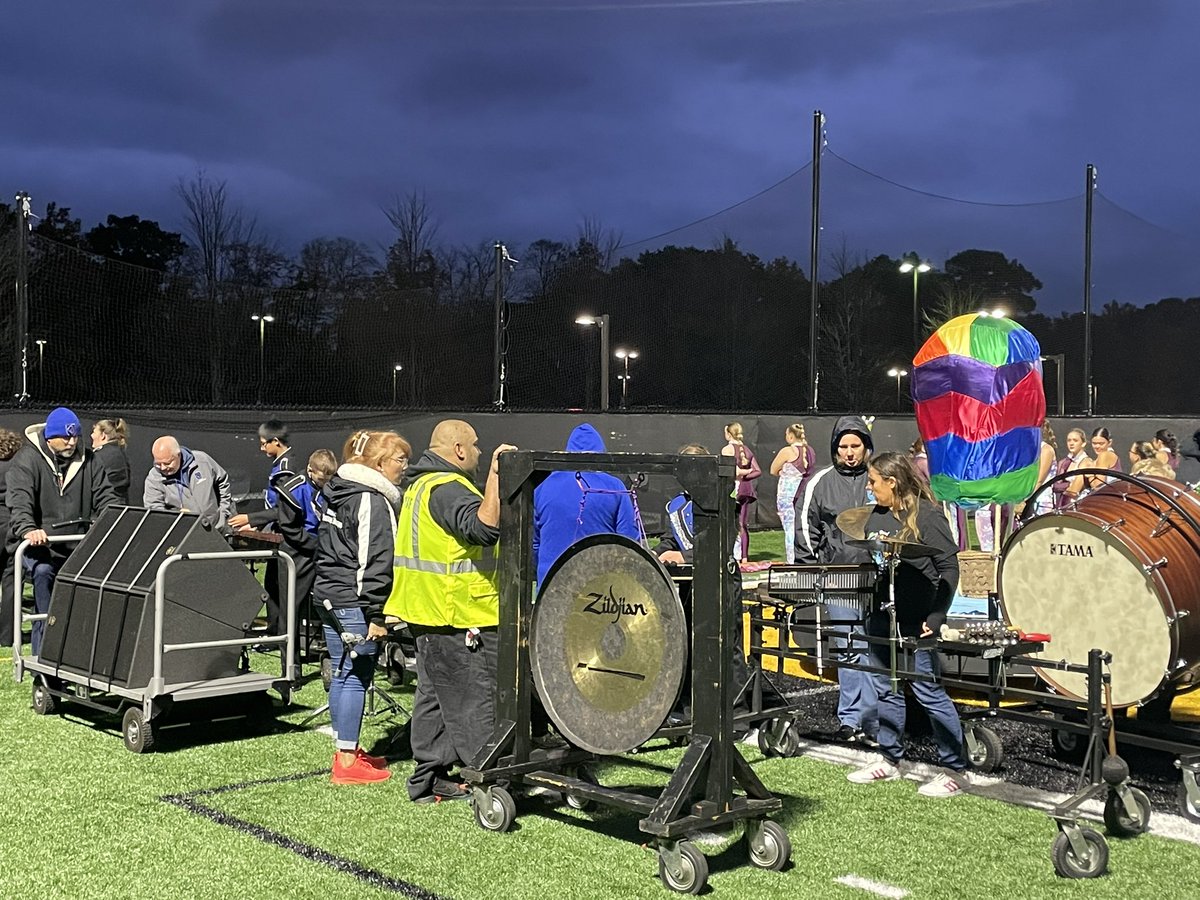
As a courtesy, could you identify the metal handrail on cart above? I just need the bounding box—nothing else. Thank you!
[11,527,297,752]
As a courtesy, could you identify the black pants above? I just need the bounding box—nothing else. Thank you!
[0,544,13,648]
[406,625,497,800]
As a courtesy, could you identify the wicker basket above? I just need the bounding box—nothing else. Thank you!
[957,550,997,598]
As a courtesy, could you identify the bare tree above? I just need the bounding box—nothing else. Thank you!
[578,216,622,271]
[383,190,439,282]
[819,239,879,410]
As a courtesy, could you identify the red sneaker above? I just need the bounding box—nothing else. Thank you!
[331,753,392,784]
[356,747,389,769]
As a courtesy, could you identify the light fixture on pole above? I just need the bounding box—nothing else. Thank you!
[575,314,611,411]
[34,339,46,397]
[392,363,403,407]
[886,366,908,411]
[250,314,275,407]
[614,347,639,409]
[899,254,932,354]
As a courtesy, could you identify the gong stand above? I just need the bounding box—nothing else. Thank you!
[462,450,782,843]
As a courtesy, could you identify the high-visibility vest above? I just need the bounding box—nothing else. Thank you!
[384,470,499,628]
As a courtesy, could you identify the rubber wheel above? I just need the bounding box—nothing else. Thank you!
[757,717,799,758]
[31,677,58,715]
[1103,786,1151,837]
[967,725,1004,773]
[1051,827,1108,878]
[320,655,332,693]
[1050,727,1088,764]
[473,786,517,833]
[566,766,597,811]
[122,707,157,754]
[747,819,791,871]
[658,842,708,894]
[1176,782,1200,823]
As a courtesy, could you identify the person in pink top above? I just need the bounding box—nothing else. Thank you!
[770,423,816,563]
[722,422,761,563]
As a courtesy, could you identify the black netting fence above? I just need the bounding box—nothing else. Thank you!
[4,134,1198,414]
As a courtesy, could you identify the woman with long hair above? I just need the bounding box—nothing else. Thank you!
[847,451,969,798]
[1153,429,1181,472]
[1130,441,1175,479]
[91,417,131,505]
[721,422,761,563]
[313,429,410,784]
[770,423,815,564]
[1031,420,1058,516]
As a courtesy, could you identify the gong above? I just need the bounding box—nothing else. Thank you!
[531,534,688,756]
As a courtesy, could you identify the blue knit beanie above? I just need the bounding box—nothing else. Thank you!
[45,407,82,439]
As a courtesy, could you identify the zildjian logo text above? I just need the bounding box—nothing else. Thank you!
[583,586,648,623]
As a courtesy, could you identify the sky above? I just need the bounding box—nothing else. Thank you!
[4,0,1199,314]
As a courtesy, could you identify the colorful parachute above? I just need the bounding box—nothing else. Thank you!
[912,313,1045,507]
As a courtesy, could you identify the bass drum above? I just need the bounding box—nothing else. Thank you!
[999,475,1200,707]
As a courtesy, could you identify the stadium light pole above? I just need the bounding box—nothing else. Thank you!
[575,314,610,411]
[887,366,908,411]
[392,363,403,407]
[614,347,638,409]
[34,339,46,397]
[900,254,932,356]
[251,314,274,407]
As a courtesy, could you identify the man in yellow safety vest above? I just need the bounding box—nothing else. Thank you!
[385,419,516,804]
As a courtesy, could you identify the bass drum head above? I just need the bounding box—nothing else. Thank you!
[999,513,1171,707]
[531,534,687,756]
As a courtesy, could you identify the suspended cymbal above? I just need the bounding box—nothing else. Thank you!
[531,535,687,756]
[835,505,875,541]
[846,537,941,559]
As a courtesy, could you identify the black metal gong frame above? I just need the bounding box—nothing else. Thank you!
[461,450,785,890]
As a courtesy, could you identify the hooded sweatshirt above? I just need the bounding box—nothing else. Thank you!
[533,424,640,584]
[313,463,402,623]
[794,415,875,565]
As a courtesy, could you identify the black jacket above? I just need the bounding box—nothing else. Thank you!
[795,415,875,564]
[864,499,959,637]
[405,451,499,547]
[313,463,401,624]
[5,425,119,556]
[93,442,131,505]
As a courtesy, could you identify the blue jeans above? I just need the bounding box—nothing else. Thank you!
[826,602,877,735]
[321,607,378,751]
[23,552,59,657]
[869,644,968,771]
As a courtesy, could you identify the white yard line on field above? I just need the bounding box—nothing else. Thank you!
[835,873,911,898]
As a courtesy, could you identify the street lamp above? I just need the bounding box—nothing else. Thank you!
[575,313,611,411]
[392,363,403,407]
[34,339,46,397]
[899,254,932,354]
[614,347,639,409]
[979,307,1008,319]
[250,314,274,407]
[1040,354,1065,416]
[887,366,908,411]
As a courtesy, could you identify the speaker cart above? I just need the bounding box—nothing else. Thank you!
[11,508,297,753]
[461,451,789,895]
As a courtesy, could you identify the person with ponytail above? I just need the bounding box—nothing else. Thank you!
[846,451,970,798]
[721,422,761,563]
[313,429,410,785]
[91,417,131,505]
[1153,429,1181,473]
[770,423,815,564]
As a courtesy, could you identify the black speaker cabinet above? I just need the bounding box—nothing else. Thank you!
[40,508,267,689]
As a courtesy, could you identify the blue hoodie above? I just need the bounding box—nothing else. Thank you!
[532,424,641,584]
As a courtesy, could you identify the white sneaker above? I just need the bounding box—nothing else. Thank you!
[918,771,969,798]
[847,760,900,784]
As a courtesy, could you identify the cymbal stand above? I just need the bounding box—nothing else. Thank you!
[881,547,902,694]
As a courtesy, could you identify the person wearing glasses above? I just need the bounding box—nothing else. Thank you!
[229,419,295,637]
[6,407,118,655]
[143,436,234,530]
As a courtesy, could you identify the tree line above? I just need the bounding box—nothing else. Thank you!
[1,177,1196,413]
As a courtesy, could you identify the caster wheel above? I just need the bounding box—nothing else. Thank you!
[658,841,708,894]
[1051,827,1108,878]
[122,707,157,754]
[320,655,332,693]
[1050,727,1087,764]
[1103,786,1151,837]
[757,717,799,758]
[967,725,1004,773]
[31,677,58,715]
[473,786,517,833]
[746,819,791,871]
[566,766,598,811]
[1176,781,1200,823]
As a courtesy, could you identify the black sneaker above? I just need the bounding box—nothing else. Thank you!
[856,732,881,750]
[412,778,470,804]
[832,724,859,742]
